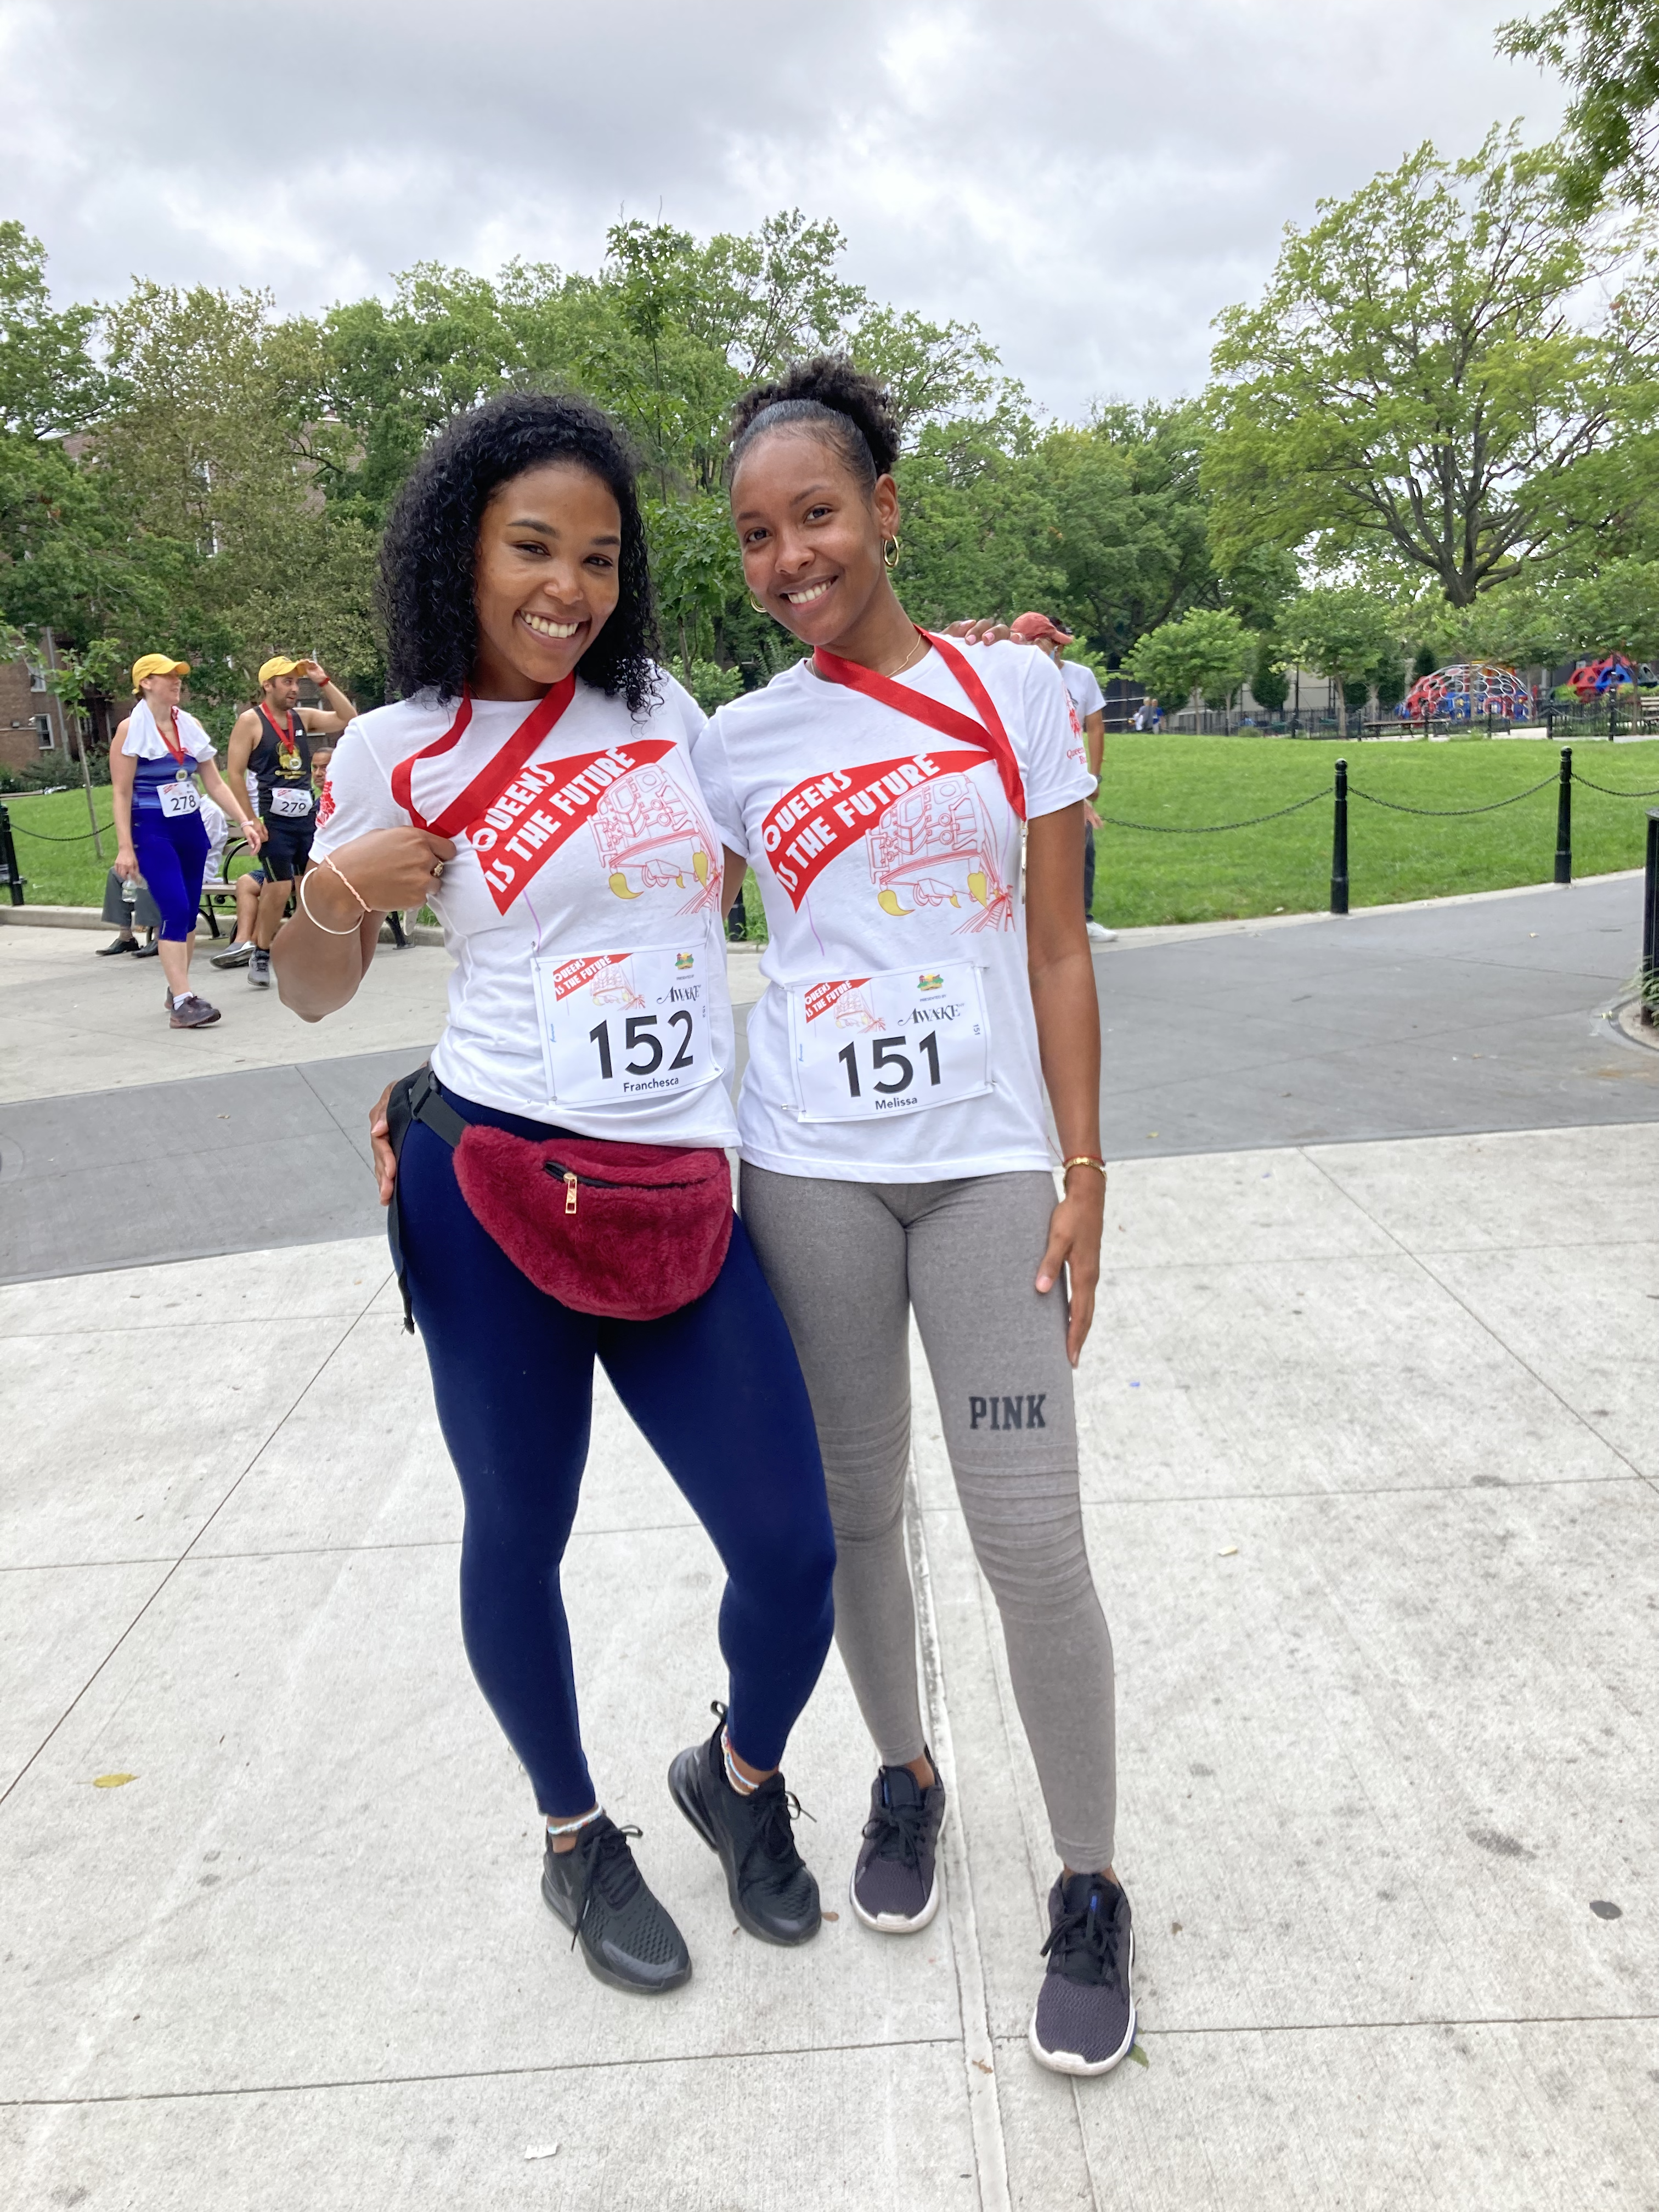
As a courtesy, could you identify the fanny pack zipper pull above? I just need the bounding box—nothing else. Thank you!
[563,1171,579,1217]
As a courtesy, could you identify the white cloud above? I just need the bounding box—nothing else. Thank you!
[4,0,1564,416]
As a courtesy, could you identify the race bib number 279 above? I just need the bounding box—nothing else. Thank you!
[788,962,992,1122]
[532,944,717,1109]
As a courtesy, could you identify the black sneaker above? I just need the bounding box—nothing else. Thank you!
[95,934,138,957]
[539,1816,691,1996]
[247,947,271,988]
[668,1703,820,1946]
[1029,1871,1136,2076]
[850,1759,946,1933]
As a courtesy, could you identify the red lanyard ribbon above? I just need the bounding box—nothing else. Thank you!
[157,708,188,766]
[390,677,577,839]
[812,629,1026,822]
[261,704,297,753]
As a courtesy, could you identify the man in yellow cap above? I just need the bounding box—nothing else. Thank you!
[220,657,357,984]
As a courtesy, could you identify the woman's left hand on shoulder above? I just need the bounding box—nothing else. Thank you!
[1036,1169,1105,1366]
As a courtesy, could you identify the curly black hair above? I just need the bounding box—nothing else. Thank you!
[377,389,659,713]
[728,354,901,488]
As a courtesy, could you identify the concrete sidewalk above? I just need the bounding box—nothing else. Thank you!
[3,1123,1655,2210]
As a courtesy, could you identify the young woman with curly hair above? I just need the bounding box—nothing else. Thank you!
[274,390,836,1996]
[691,358,1133,2076]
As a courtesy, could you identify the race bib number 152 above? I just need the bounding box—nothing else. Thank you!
[532,944,716,1109]
[788,962,992,1122]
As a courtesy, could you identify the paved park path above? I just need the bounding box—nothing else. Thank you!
[2,879,1656,2209]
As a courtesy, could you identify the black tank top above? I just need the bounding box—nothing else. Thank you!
[249,705,314,815]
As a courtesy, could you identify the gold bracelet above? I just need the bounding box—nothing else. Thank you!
[298,868,364,937]
[1062,1155,1108,1180]
[321,854,369,915]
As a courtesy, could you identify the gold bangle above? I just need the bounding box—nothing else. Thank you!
[321,853,369,916]
[298,868,364,937]
[1062,1155,1108,1180]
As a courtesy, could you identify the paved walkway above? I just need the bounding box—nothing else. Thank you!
[2,883,1656,2208]
[2,1124,1655,2208]
[2,877,1654,1283]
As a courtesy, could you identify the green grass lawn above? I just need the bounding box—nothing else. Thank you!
[10,734,1658,930]
[1091,733,1659,927]
[0,787,267,907]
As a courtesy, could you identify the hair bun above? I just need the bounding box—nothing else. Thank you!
[729,354,901,477]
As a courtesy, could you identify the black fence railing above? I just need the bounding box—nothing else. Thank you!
[1109,693,1659,741]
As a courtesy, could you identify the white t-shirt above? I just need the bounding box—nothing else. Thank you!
[312,671,738,1146]
[122,700,217,763]
[693,637,1092,1182]
[1060,659,1105,722]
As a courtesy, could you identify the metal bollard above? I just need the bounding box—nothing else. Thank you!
[1643,811,1658,1023]
[1330,758,1349,915]
[0,802,24,906]
[1554,747,1573,885]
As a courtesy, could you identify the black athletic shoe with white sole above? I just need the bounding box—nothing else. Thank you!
[539,1816,691,1995]
[850,1759,946,1932]
[1028,1871,1136,2076]
[668,1702,820,1945]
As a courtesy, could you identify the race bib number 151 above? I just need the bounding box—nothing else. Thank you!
[788,962,992,1122]
[532,944,716,1109]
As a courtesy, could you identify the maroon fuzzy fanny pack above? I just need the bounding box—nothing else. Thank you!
[386,1069,732,1324]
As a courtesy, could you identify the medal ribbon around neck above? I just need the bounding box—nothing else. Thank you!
[811,628,1026,822]
[390,676,578,838]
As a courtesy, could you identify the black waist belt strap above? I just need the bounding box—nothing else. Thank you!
[384,1064,469,1333]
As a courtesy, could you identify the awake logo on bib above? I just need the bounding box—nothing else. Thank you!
[760,751,1014,932]
[462,739,715,917]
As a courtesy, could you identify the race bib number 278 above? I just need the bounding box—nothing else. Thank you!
[532,944,717,1109]
[788,962,992,1122]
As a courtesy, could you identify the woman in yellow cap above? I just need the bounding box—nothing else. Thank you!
[111,655,266,1028]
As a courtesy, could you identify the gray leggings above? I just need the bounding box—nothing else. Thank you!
[740,1164,1116,1872]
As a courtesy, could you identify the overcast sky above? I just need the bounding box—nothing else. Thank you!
[3,0,1563,421]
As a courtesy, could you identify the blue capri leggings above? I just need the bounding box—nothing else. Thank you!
[398,1090,837,1815]
[132,807,210,941]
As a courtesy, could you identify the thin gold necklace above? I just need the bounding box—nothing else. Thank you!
[887,631,928,678]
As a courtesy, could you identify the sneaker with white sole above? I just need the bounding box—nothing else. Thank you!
[211,940,256,969]
[1085,921,1116,942]
[850,1759,946,1932]
[247,947,272,988]
[1028,1871,1136,2076]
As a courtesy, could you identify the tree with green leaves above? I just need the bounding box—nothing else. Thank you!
[1123,607,1256,716]
[1206,128,1659,607]
[1277,586,1403,733]
[1498,2,1659,210]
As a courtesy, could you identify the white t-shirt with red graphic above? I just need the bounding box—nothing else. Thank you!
[312,671,738,1144]
[693,637,1092,1182]
[1060,658,1105,724]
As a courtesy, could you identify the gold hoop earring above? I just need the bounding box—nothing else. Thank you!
[748,595,770,616]
[884,536,901,574]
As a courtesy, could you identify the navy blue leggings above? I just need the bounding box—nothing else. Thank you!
[398,1091,837,1815]
[132,807,209,940]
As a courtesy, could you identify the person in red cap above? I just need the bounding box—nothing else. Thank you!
[1008,616,1113,943]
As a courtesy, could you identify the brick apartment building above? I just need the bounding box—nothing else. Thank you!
[0,632,77,775]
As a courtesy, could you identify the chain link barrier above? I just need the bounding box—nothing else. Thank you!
[1346,774,1557,818]
[7,816,114,843]
[1570,770,1659,799]
[1092,788,1331,834]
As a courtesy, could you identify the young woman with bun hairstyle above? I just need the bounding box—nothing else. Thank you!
[693,357,1133,2076]
[274,390,836,1997]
